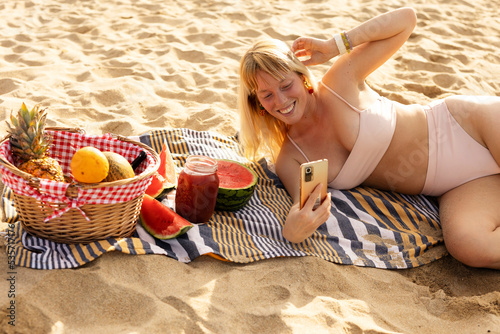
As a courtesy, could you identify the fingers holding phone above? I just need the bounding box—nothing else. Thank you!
[300,159,328,209]
[302,183,324,209]
[283,182,332,243]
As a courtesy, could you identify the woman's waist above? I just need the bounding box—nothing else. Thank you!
[363,104,429,193]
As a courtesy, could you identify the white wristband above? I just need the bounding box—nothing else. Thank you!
[333,33,347,56]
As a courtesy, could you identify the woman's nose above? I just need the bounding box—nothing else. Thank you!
[274,91,287,105]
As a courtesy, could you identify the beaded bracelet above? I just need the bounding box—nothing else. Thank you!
[333,33,347,55]
[341,31,353,53]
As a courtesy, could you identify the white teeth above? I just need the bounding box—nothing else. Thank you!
[280,102,294,114]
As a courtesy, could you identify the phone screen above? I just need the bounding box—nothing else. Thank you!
[299,159,328,209]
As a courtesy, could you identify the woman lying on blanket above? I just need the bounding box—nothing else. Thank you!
[237,7,500,269]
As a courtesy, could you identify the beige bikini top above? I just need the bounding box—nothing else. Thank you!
[287,81,397,189]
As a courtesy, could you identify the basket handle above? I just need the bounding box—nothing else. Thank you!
[46,126,86,134]
[0,153,34,182]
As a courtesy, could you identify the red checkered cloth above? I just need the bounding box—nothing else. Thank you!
[0,130,157,222]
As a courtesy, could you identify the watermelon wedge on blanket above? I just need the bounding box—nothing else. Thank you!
[215,159,257,211]
[145,142,176,198]
[140,194,193,239]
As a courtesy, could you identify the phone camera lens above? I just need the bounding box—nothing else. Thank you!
[305,166,313,182]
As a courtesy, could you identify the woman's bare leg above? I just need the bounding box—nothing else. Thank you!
[439,175,500,269]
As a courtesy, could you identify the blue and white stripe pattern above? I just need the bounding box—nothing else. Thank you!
[1,128,446,269]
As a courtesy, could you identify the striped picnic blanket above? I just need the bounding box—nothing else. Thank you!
[1,128,446,269]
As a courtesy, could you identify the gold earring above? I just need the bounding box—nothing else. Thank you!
[304,79,314,94]
[258,103,266,116]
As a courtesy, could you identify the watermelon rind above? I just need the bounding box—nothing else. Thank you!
[215,159,257,211]
[141,217,191,239]
[140,194,193,239]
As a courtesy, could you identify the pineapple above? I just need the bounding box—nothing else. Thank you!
[6,103,65,182]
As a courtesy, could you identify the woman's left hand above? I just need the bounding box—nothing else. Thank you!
[282,185,332,243]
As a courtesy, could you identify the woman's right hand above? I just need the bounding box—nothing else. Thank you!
[291,37,337,66]
[282,184,332,243]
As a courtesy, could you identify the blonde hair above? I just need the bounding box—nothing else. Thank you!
[238,38,315,162]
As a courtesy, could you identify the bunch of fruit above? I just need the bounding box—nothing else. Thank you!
[6,102,135,184]
[71,147,135,183]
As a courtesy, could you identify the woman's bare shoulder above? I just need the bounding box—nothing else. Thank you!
[275,139,304,200]
[276,138,304,171]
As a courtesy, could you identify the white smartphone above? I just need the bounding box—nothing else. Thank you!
[299,159,328,209]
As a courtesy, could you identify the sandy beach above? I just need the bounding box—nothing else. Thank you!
[1,0,499,333]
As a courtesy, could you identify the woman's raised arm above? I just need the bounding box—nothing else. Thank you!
[292,7,417,81]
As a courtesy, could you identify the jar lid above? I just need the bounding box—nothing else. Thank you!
[185,155,218,174]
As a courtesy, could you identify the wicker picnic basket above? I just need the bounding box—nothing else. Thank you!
[0,127,160,244]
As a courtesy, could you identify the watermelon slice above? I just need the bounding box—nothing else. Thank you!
[140,194,193,239]
[215,159,258,211]
[145,142,177,198]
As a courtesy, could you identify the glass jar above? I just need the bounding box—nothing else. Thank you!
[175,155,219,223]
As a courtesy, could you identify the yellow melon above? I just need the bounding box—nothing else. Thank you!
[70,146,109,183]
[102,151,135,182]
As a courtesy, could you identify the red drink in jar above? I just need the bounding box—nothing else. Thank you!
[175,155,219,223]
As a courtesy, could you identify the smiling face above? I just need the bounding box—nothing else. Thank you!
[255,70,308,124]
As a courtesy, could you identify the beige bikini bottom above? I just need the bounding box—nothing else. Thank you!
[422,99,500,196]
